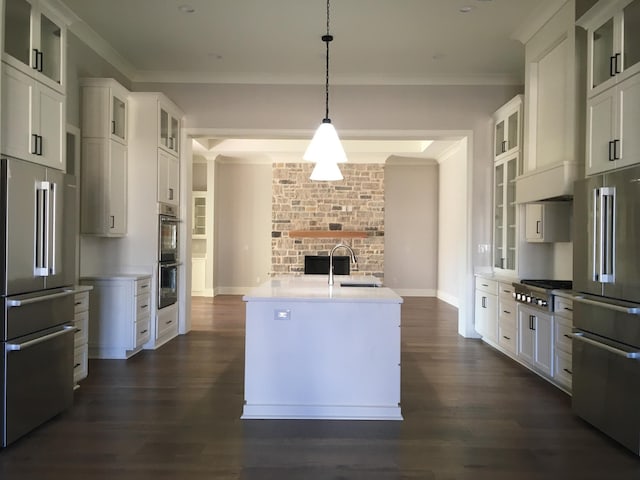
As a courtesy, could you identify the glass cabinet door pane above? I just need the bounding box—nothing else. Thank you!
[160,109,169,148]
[171,116,179,152]
[494,164,504,269]
[624,0,640,71]
[506,159,517,270]
[507,111,518,151]
[39,13,62,83]
[112,96,126,140]
[4,0,32,67]
[495,120,505,156]
[592,18,614,88]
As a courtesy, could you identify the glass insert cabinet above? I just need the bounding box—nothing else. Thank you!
[494,156,518,271]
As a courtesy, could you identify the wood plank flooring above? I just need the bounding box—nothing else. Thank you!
[0,296,639,479]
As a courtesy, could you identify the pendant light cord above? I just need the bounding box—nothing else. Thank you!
[322,0,333,123]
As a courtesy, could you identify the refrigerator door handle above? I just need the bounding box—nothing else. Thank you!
[5,325,76,351]
[34,181,49,276]
[572,332,640,359]
[592,187,599,282]
[49,181,57,275]
[599,187,616,283]
[6,289,76,307]
[573,295,640,315]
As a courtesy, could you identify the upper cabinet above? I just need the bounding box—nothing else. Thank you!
[1,64,65,169]
[493,155,518,273]
[579,0,640,175]
[159,104,181,156]
[81,78,129,145]
[494,95,523,164]
[3,0,66,93]
[580,0,640,97]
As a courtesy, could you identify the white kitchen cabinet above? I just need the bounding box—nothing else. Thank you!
[493,95,523,163]
[80,78,129,145]
[159,103,181,156]
[192,192,206,238]
[1,64,64,170]
[80,138,127,236]
[553,295,574,392]
[192,256,206,293]
[2,0,66,92]
[156,303,179,343]
[82,275,151,359]
[517,305,553,377]
[524,202,571,243]
[493,155,518,273]
[497,282,517,355]
[158,149,179,206]
[72,289,91,385]
[586,72,640,175]
[474,277,498,341]
[579,0,640,97]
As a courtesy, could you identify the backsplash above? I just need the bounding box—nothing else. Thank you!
[272,163,385,278]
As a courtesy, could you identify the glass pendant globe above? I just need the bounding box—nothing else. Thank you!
[310,160,343,181]
[303,122,347,164]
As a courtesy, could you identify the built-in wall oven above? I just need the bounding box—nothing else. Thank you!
[158,204,180,309]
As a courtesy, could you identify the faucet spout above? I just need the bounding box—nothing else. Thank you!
[328,243,358,286]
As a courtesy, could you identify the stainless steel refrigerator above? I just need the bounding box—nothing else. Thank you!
[573,163,640,456]
[1,156,77,447]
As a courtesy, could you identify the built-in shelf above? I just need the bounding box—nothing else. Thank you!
[289,230,369,239]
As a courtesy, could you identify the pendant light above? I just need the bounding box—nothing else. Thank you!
[304,0,347,180]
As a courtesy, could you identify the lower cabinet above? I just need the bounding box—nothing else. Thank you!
[81,274,151,359]
[553,295,574,392]
[72,289,91,385]
[497,282,517,355]
[517,305,553,377]
[474,277,498,341]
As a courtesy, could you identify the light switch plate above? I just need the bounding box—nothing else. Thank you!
[274,309,291,320]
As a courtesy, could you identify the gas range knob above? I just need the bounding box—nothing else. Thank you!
[512,292,517,299]
[537,299,548,307]
[526,295,532,303]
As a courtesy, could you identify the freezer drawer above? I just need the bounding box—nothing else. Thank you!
[572,332,640,455]
[2,324,75,447]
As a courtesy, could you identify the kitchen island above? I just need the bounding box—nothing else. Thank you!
[242,275,403,421]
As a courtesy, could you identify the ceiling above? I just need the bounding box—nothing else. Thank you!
[57,0,566,161]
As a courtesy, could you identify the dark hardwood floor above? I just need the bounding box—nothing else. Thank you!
[0,296,638,479]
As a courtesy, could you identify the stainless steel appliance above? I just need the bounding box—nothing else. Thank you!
[1,157,77,447]
[573,164,640,456]
[158,204,179,309]
[513,280,573,311]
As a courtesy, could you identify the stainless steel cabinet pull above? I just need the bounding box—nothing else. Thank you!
[110,215,115,229]
[563,368,573,375]
[573,332,640,359]
[610,55,617,77]
[503,335,511,340]
[503,310,511,314]
[7,289,75,307]
[141,329,148,334]
[536,220,541,234]
[5,326,75,351]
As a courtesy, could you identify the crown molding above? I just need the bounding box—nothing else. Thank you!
[511,0,568,44]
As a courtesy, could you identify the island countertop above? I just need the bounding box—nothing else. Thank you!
[242,275,403,304]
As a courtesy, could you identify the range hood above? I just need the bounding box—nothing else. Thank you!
[515,161,580,203]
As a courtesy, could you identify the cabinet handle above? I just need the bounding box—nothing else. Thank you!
[529,314,536,331]
[32,49,39,70]
[613,139,620,160]
[37,135,43,156]
[608,141,615,162]
[563,368,573,375]
[141,304,148,309]
[610,55,617,77]
[112,120,116,135]
[166,320,173,325]
[503,310,511,314]
[37,51,43,72]
[536,220,541,234]
[74,363,81,369]
[110,215,115,228]
[614,53,621,75]
[503,335,511,340]
[31,134,39,154]
[141,329,148,334]
[564,307,573,312]
[481,296,487,308]
[502,140,507,153]
[169,188,174,200]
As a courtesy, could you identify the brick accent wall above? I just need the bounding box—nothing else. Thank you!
[272,162,385,278]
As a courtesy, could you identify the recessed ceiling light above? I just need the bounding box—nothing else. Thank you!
[178,4,195,13]
[459,5,474,13]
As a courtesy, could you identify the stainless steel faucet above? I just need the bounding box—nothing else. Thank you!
[328,243,358,286]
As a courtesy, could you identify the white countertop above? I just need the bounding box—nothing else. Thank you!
[243,275,403,304]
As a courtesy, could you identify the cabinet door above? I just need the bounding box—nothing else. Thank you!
[36,83,64,170]
[38,9,63,85]
[109,141,127,235]
[111,93,127,144]
[1,65,35,160]
[158,149,179,205]
[622,0,640,79]
[475,290,497,341]
[525,204,544,241]
[517,308,535,366]
[590,16,616,92]
[534,312,553,377]
[586,87,618,175]
[192,195,206,237]
[618,73,640,169]
[3,0,33,68]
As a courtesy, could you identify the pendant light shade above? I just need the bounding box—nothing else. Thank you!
[306,0,346,180]
[310,159,344,181]
[303,121,347,163]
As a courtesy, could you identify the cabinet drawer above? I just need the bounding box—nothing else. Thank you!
[499,299,517,325]
[555,317,573,354]
[73,344,88,383]
[554,349,572,391]
[157,312,178,339]
[74,291,90,314]
[498,282,516,302]
[136,277,152,296]
[73,310,89,347]
[135,316,151,348]
[554,296,574,320]
[136,293,151,318]
[498,324,517,355]
[475,277,498,295]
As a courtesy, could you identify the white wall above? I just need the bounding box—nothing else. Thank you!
[437,140,468,308]
[214,158,272,294]
[384,158,438,295]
